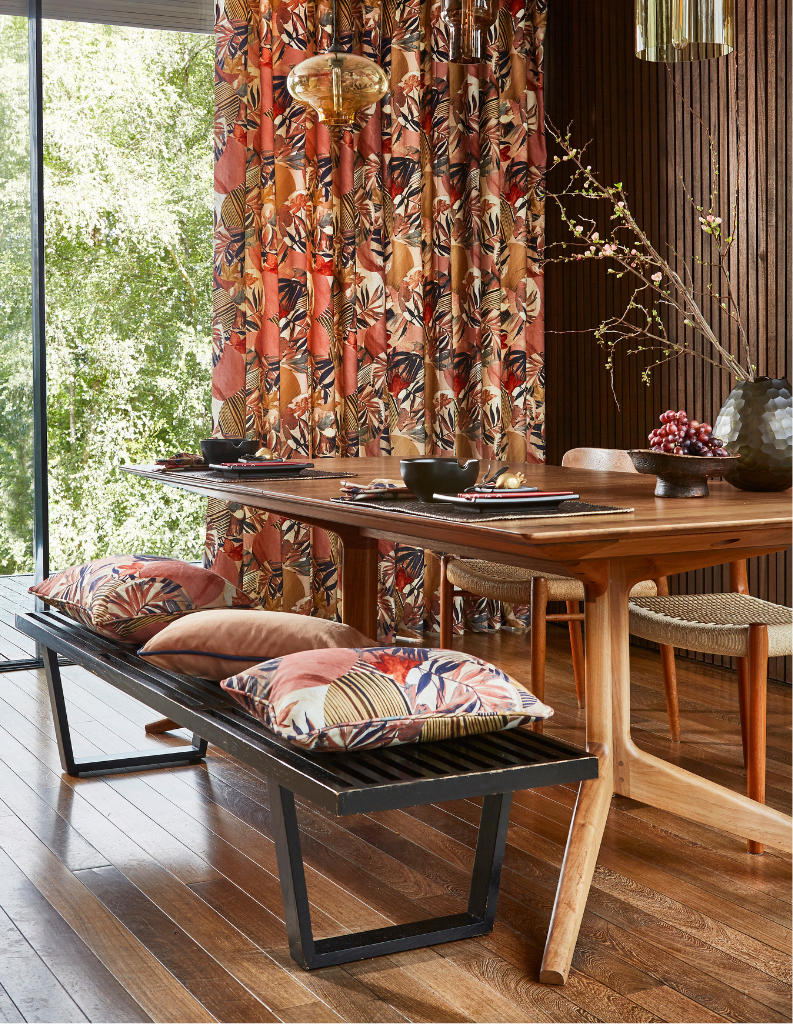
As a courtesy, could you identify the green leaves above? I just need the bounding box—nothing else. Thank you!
[0,18,214,572]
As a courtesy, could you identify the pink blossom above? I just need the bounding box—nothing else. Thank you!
[651,272,662,283]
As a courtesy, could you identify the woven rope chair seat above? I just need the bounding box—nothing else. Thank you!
[629,594,793,658]
[446,559,657,604]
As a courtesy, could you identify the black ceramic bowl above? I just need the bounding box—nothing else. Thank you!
[200,437,260,464]
[628,449,741,498]
[400,457,480,502]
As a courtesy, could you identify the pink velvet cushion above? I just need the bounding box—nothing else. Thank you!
[29,555,252,644]
[138,610,375,680]
[220,646,553,752]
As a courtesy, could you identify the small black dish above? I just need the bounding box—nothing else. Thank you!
[400,457,479,502]
[200,438,260,465]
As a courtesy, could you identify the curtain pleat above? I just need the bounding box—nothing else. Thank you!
[208,0,546,639]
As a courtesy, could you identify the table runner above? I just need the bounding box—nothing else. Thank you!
[332,497,633,523]
[154,467,358,482]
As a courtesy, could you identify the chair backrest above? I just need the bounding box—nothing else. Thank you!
[561,447,638,474]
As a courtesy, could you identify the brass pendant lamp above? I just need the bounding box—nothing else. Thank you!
[635,0,734,61]
[440,0,499,63]
[287,0,387,126]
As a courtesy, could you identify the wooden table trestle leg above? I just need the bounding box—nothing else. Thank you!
[539,564,615,985]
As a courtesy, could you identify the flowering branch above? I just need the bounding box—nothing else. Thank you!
[543,75,755,396]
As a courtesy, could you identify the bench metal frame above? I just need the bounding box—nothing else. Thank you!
[15,608,598,969]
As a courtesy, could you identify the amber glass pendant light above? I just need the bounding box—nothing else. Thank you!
[287,0,387,126]
[635,0,733,61]
[440,0,498,63]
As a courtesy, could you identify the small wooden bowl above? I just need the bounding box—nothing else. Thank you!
[628,449,741,498]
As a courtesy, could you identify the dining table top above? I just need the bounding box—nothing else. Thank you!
[123,456,792,580]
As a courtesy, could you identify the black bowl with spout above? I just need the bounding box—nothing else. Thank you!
[200,437,260,465]
[400,458,480,502]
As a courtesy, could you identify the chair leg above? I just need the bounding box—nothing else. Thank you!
[530,578,548,734]
[746,624,769,855]
[566,601,586,709]
[736,657,750,767]
[659,645,681,743]
[440,555,454,649]
[653,577,681,743]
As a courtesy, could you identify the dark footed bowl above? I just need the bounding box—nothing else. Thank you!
[628,449,741,498]
[400,457,480,502]
[200,437,260,464]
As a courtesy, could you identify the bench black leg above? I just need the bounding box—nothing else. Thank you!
[267,778,512,969]
[43,646,207,776]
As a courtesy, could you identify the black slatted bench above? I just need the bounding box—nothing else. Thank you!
[15,608,598,970]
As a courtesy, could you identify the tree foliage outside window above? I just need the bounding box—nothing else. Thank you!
[0,17,213,574]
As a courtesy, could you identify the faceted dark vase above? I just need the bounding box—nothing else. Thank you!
[713,377,792,492]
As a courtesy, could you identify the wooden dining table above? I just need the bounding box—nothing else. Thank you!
[123,455,793,985]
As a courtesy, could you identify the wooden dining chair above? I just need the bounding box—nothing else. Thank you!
[628,559,792,854]
[439,448,681,741]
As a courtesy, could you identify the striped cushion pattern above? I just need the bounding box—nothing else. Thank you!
[220,646,553,752]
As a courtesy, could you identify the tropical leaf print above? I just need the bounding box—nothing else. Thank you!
[221,645,553,751]
[210,0,545,639]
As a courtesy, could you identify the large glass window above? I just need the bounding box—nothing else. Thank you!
[0,16,33,575]
[0,16,213,574]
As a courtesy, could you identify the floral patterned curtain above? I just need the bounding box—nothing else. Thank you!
[206,0,546,640]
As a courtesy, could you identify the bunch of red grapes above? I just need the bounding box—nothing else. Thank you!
[648,409,731,456]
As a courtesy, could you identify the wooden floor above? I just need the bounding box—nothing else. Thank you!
[0,584,790,1023]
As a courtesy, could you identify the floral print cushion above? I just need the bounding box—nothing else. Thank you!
[29,555,253,644]
[220,646,553,752]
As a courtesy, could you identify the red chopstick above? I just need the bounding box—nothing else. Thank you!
[456,490,577,499]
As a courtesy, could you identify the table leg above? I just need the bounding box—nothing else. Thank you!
[340,532,379,640]
[611,571,792,853]
[539,571,615,985]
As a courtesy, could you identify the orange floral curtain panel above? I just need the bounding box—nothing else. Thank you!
[206,0,546,639]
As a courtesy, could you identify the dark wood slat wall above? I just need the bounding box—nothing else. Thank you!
[545,0,791,682]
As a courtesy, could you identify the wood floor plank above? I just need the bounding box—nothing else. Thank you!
[0,762,109,873]
[629,985,730,1023]
[264,950,412,1024]
[122,767,384,936]
[620,800,793,868]
[0,726,317,1020]
[0,983,25,1024]
[445,939,662,1024]
[499,793,793,951]
[507,787,793,918]
[0,849,150,1023]
[0,902,88,1023]
[342,957,477,1024]
[395,801,791,1022]
[78,865,279,1023]
[177,760,436,930]
[387,947,549,1024]
[0,815,213,1023]
[277,1002,346,1023]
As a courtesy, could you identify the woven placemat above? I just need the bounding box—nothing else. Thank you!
[158,467,358,482]
[332,496,633,523]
